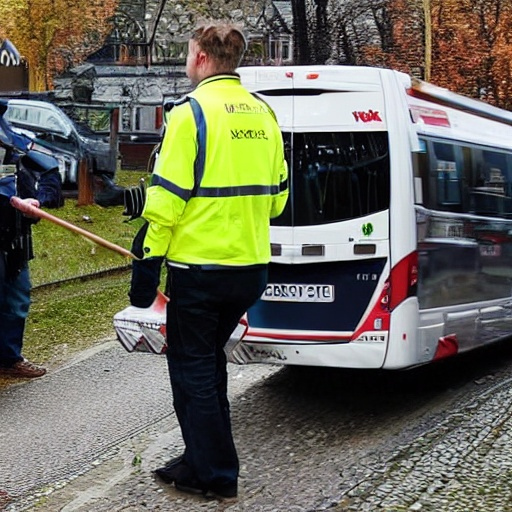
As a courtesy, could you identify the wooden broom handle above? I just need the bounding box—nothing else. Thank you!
[10,195,136,259]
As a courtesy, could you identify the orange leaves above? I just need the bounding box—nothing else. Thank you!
[296,0,512,107]
[428,0,512,108]
[0,0,118,91]
[363,0,512,108]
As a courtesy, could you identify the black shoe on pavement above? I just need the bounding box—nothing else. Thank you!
[160,454,185,470]
[153,455,190,484]
[175,477,238,499]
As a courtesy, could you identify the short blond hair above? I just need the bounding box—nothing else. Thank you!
[191,23,247,72]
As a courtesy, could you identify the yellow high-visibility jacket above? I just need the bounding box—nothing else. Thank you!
[140,73,289,266]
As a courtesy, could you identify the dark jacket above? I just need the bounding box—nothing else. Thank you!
[0,150,62,277]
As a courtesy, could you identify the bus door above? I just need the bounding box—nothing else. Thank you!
[239,67,391,344]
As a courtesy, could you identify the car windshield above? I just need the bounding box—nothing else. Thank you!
[5,103,71,136]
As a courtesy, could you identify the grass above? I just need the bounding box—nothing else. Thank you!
[27,274,132,366]
[0,169,154,386]
[31,170,149,285]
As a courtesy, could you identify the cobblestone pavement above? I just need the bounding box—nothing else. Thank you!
[338,374,512,512]
[5,343,512,512]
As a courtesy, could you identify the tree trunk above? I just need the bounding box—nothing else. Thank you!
[291,0,311,64]
[314,0,329,64]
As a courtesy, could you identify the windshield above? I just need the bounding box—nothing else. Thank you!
[5,103,72,136]
[273,131,391,227]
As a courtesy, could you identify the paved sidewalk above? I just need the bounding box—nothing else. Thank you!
[35,374,512,512]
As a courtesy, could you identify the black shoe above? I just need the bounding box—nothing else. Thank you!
[154,455,190,484]
[175,477,238,499]
[174,477,206,496]
[161,454,185,470]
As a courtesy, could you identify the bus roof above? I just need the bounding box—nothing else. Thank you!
[408,78,512,127]
[237,65,410,93]
[238,65,512,127]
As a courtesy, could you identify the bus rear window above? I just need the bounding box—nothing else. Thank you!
[273,131,390,226]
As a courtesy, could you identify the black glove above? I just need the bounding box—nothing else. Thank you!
[129,256,163,308]
[123,179,146,221]
[129,221,164,308]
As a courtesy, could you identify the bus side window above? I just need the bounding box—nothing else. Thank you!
[432,142,461,208]
[459,146,474,214]
[412,149,428,205]
[470,150,511,217]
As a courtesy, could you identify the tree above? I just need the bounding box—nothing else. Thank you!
[0,0,118,91]
[427,0,512,108]
[308,0,383,65]
[428,0,485,97]
[377,0,512,108]
[291,0,310,64]
[293,0,396,66]
[384,0,424,75]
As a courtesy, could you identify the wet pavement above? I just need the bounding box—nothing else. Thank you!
[2,339,512,511]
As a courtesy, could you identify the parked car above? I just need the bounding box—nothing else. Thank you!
[0,98,63,207]
[3,99,117,190]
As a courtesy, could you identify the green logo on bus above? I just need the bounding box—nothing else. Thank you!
[362,223,373,237]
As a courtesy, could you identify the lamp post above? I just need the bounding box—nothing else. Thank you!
[423,0,431,81]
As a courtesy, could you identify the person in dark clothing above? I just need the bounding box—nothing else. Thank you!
[0,149,62,378]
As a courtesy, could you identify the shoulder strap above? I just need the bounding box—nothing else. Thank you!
[161,96,206,199]
[187,97,206,197]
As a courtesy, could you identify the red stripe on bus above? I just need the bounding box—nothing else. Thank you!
[246,329,351,342]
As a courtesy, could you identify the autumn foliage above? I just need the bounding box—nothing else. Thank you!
[2,0,512,109]
[370,0,512,109]
[0,0,118,91]
[431,0,512,109]
[294,0,512,108]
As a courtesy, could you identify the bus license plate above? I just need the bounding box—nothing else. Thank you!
[262,283,335,303]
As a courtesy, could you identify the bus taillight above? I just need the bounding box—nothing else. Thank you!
[380,281,390,310]
[388,251,419,310]
[352,279,391,341]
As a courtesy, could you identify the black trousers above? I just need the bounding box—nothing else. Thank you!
[165,264,267,488]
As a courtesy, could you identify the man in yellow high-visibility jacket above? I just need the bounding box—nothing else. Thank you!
[129,22,288,499]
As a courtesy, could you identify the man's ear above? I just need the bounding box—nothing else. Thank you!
[196,50,208,67]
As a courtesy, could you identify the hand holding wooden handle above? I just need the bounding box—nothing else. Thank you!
[10,195,136,259]
[10,195,169,303]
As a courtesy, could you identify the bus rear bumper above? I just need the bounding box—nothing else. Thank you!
[227,337,387,369]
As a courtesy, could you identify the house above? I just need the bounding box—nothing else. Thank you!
[53,0,293,169]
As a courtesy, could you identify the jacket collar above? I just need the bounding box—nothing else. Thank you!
[196,73,241,89]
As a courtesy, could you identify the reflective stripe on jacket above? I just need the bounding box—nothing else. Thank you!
[141,74,288,266]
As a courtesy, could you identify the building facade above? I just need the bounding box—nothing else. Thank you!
[53,0,293,165]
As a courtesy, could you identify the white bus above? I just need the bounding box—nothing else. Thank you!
[229,65,512,370]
